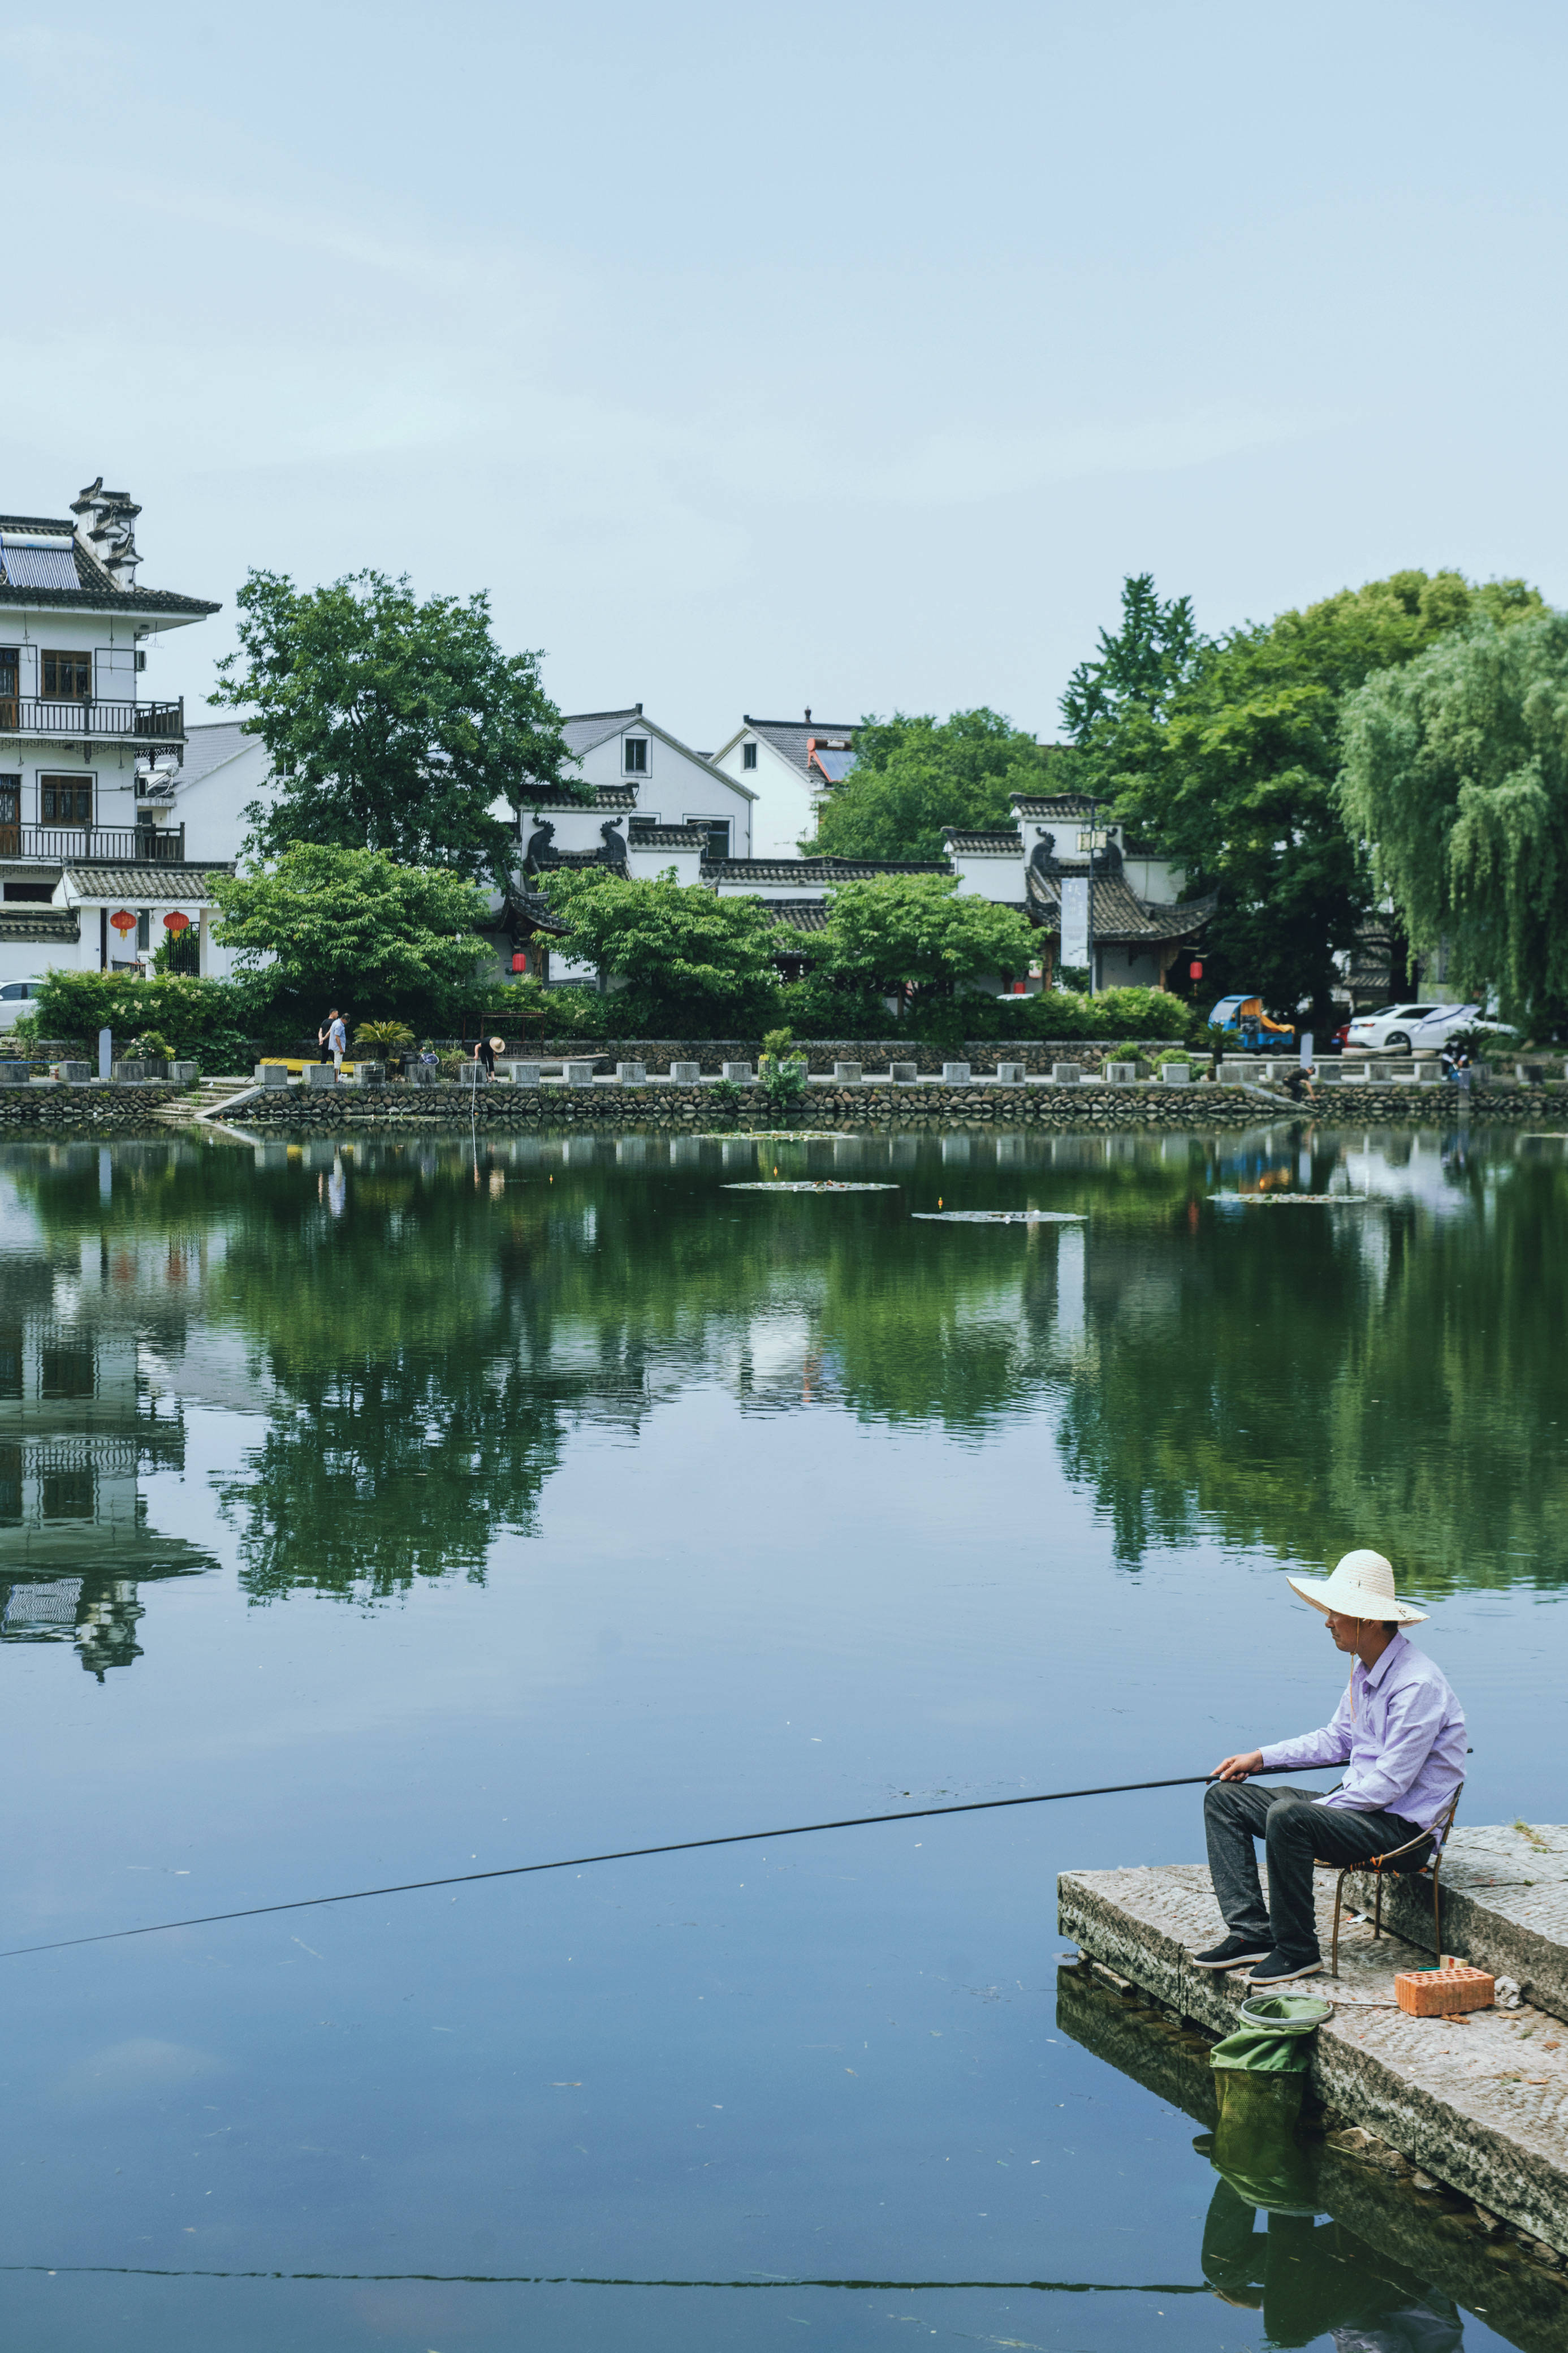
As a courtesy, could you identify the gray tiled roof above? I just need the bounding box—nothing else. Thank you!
[501,886,568,937]
[0,908,78,943]
[521,784,636,812]
[560,710,643,759]
[172,720,257,786]
[0,519,219,617]
[703,855,947,885]
[1010,792,1103,821]
[944,830,1024,854]
[741,717,859,780]
[1025,865,1214,942]
[628,823,710,849]
[761,898,831,933]
[61,863,235,902]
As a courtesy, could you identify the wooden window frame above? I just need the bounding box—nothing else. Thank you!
[623,736,649,775]
[41,649,92,700]
[39,773,95,827]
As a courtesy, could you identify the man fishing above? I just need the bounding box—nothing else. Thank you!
[1194,1550,1466,1986]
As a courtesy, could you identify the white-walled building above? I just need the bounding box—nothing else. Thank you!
[142,718,275,872]
[0,481,230,985]
[709,712,859,860]
[509,707,757,982]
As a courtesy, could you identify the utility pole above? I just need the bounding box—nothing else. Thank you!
[1085,795,1099,997]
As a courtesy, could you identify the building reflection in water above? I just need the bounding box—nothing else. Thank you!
[0,1222,213,1678]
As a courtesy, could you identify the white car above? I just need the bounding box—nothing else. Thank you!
[1345,1001,1507,1053]
[0,977,46,1032]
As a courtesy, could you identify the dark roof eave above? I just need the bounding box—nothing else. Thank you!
[0,584,221,615]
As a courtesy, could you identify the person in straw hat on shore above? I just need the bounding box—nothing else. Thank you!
[1194,1550,1466,1987]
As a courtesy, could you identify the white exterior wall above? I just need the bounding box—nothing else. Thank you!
[1123,854,1185,902]
[947,848,1027,901]
[0,599,158,839]
[167,731,276,865]
[546,719,753,856]
[626,844,704,886]
[45,877,245,980]
[710,730,819,860]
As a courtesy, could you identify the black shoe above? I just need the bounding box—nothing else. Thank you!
[1191,1933,1274,1972]
[1245,1949,1323,1986]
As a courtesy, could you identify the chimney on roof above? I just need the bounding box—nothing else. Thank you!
[70,475,142,590]
[804,706,811,724]
[636,701,643,714]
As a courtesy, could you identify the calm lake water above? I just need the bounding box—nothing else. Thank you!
[2,1121,1565,2352]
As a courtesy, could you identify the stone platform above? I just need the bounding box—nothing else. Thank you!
[1059,1837,1568,2256]
[1367,1824,1568,2022]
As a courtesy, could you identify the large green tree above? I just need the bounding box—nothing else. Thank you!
[808,873,1034,1016]
[210,842,493,1028]
[1060,572,1202,742]
[544,868,784,1032]
[1077,570,1545,1019]
[211,568,578,880]
[1338,613,1568,1025]
[807,708,1071,861]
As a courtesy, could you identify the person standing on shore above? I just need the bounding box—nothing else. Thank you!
[321,1008,348,1076]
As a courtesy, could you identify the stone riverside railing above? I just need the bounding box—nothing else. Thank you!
[513,1037,1190,1076]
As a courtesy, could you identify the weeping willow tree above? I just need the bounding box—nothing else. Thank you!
[1337,614,1568,1024]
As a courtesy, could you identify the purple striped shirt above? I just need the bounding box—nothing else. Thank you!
[1259,1634,1466,1832]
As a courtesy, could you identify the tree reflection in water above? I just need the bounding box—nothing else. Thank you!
[5,1124,1566,1607]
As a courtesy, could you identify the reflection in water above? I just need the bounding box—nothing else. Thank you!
[0,1574,146,1679]
[2,1122,1566,1614]
[1056,1967,1534,2352]
[1201,2181,1463,2350]
[1199,2072,1462,2350]
[0,1174,214,1669]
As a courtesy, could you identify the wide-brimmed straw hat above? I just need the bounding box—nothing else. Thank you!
[489,1035,506,1050]
[1286,1549,1427,1625]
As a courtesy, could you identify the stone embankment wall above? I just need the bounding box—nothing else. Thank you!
[230,1081,1553,1135]
[0,1083,183,1132]
[1,1078,1560,1137]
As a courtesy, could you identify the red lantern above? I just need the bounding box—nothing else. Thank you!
[163,910,191,933]
[512,951,526,973]
[1188,959,1204,980]
[110,909,137,936]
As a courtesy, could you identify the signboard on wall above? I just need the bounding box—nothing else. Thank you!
[1059,876,1089,967]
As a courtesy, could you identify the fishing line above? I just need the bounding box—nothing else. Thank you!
[0,1768,1306,1962]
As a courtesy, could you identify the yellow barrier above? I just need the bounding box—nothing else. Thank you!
[257,1057,367,1076]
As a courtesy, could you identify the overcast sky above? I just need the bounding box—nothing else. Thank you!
[8,1,1567,747]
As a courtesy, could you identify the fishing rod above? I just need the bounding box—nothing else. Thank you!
[0,1766,1307,1962]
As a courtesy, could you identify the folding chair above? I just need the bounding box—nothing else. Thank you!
[1321,1783,1464,1979]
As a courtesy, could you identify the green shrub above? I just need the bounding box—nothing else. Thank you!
[758,1028,807,1109]
[474,979,608,1038]
[898,985,1195,1045]
[776,974,895,1037]
[353,1019,416,1051]
[32,970,262,1068]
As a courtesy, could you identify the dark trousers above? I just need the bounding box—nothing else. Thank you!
[1204,1781,1427,1962]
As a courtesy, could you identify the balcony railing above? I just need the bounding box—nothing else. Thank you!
[0,825,186,864]
[0,697,184,742]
